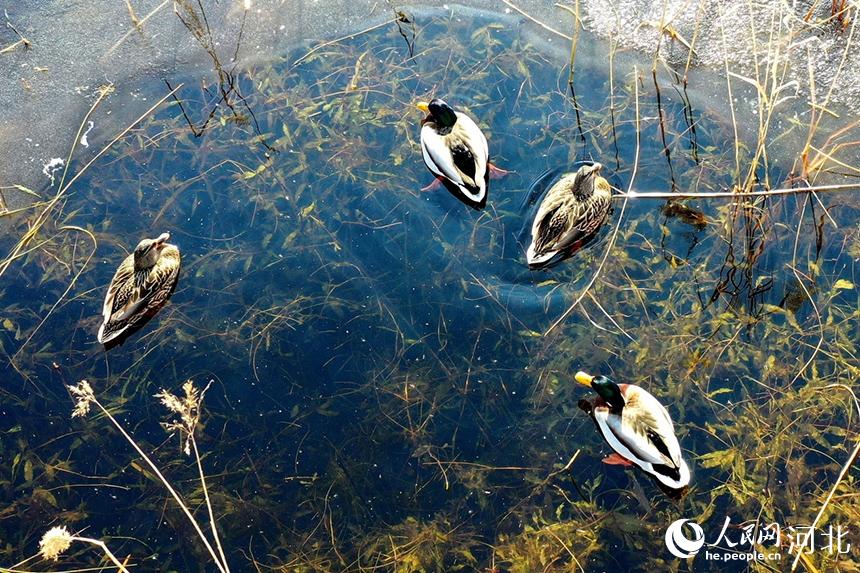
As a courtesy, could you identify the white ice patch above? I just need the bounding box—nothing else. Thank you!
[79,121,94,148]
[42,157,64,186]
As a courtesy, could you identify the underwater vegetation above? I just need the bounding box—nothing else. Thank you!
[574,370,691,495]
[1,2,860,572]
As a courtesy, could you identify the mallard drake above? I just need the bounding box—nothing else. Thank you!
[97,232,181,348]
[526,163,612,269]
[575,370,690,492]
[417,98,490,210]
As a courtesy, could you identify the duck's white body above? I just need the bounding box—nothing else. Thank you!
[576,371,690,491]
[419,100,490,210]
[590,384,690,490]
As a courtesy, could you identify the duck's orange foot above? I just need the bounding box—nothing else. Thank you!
[602,453,634,466]
[488,163,511,179]
[421,177,444,192]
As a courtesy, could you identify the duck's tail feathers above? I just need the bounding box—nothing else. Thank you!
[440,178,487,210]
[526,243,560,269]
[647,458,691,491]
[97,319,129,346]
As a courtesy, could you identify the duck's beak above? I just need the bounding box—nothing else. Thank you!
[416,101,430,113]
[575,371,594,387]
[585,162,603,176]
[154,232,170,249]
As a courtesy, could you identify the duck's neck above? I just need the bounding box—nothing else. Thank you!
[595,379,626,413]
[572,176,594,201]
[134,250,160,271]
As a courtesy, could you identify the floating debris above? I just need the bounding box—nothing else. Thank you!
[41,157,64,185]
[79,120,95,148]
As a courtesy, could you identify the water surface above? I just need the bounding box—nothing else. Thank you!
[2,7,859,573]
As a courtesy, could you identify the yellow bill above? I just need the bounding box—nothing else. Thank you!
[575,371,594,386]
[416,101,430,112]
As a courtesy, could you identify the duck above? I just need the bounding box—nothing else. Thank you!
[575,370,691,493]
[526,162,612,269]
[97,232,181,348]
[416,98,491,210]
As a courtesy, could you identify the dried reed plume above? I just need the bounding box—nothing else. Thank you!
[38,524,129,571]
[68,379,230,572]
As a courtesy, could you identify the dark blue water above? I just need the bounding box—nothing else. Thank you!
[2,10,858,573]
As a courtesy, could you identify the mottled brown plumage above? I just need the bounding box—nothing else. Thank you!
[526,163,612,269]
[97,233,180,347]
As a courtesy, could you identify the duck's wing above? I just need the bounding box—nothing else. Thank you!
[542,196,612,254]
[575,193,613,237]
[100,254,134,327]
[531,203,572,256]
[421,124,465,185]
[591,389,689,490]
[610,388,683,468]
[451,113,488,185]
[593,407,648,467]
[142,249,181,313]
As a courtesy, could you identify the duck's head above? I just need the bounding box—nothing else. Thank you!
[570,162,605,200]
[416,98,458,128]
[575,370,625,411]
[133,232,171,270]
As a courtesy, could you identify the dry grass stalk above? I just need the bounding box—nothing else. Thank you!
[68,379,230,573]
[124,0,140,27]
[545,65,642,336]
[1,11,30,54]
[105,0,171,57]
[0,83,181,279]
[790,385,860,571]
[156,379,229,570]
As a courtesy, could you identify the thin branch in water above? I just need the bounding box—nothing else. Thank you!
[11,226,97,363]
[502,0,571,41]
[38,525,130,571]
[790,420,860,571]
[104,0,171,57]
[614,182,860,199]
[0,83,182,279]
[557,1,586,143]
[386,2,416,58]
[292,17,405,68]
[1,10,30,53]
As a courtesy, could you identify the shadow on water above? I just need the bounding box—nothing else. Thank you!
[2,6,860,573]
